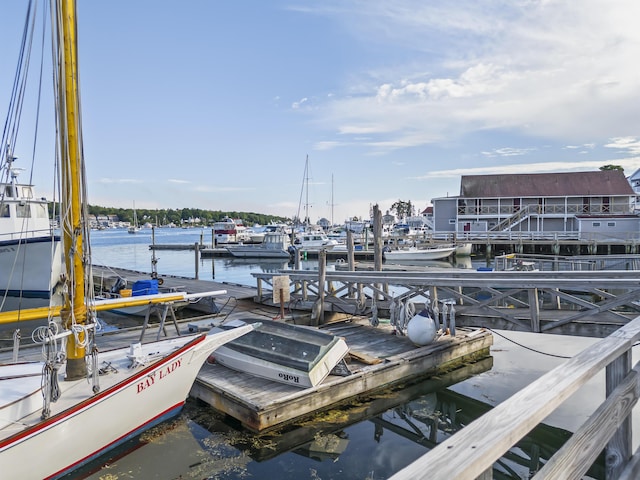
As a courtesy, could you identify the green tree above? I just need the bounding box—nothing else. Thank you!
[600,164,624,172]
[390,200,414,220]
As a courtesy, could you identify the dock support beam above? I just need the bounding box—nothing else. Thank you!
[605,351,632,479]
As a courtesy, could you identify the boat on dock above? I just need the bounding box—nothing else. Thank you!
[209,318,350,388]
[193,316,493,431]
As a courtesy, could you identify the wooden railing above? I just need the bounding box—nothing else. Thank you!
[388,315,640,480]
[457,204,632,216]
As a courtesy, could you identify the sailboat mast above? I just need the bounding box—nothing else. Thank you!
[57,0,88,380]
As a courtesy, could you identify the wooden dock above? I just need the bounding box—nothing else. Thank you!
[92,265,257,301]
[190,317,492,432]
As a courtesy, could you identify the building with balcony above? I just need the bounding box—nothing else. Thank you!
[432,170,639,238]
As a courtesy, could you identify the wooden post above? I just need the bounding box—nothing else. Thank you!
[606,351,632,479]
[316,249,327,325]
[347,230,355,298]
[528,287,540,332]
[372,205,386,298]
[279,289,285,319]
[373,205,383,272]
[194,242,199,279]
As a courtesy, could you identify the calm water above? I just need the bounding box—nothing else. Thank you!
[68,228,619,479]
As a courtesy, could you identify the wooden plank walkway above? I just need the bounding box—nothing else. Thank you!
[190,317,492,432]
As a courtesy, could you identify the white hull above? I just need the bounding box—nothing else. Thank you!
[210,319,350,388]
[455,243,472,256]
[0,236,63,310]
[226,246,291,258]
[384,246,455,261]
[0,324,256,479]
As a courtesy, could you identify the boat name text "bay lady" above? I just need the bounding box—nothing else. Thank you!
[136,359,182,393]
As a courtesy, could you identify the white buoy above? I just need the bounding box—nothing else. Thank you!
[406,309,437,346]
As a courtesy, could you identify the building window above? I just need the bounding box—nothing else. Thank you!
[592,222,601,227]
[448,219,456,224]
[607,222,616,227]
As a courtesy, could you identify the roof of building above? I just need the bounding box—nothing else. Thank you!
[459,170,634,198]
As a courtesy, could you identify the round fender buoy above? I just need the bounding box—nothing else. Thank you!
[407,309,437,346]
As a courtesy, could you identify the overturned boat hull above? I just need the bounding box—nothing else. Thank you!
[210,318,349,388]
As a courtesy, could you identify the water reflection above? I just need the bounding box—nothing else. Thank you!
[62,355,603,480]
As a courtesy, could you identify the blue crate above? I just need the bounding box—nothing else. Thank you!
[132,279,159,296]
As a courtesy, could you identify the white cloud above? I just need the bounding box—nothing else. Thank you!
[96,178,143,184]
[302,1,640,153]
[604,137,640,155]
[412,157,640,180]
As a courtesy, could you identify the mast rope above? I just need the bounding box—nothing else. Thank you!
[39,321,64,420]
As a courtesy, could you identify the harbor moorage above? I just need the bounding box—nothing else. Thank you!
[4,0,640,478]
[4,227,640,478]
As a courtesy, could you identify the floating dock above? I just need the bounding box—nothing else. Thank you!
[191,317,492,432]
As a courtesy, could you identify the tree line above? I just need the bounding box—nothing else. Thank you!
[49,204,290,226]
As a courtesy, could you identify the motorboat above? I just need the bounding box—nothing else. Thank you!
[209,318,350,388]
[226,231,292,258]
[0,152,63,312]
[295,231,340,251]
[213,217,249,244]
[383,245,456,262]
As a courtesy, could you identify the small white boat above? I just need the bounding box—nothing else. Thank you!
[209,318,350,388]
[295,231,340,251]
[226,231,292,258]
[383,245,456,262]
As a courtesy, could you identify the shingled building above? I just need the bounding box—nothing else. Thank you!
[431,170,639,238]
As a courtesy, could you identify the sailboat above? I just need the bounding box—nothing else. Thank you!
[127,201,141,233]
[0,2,257,478]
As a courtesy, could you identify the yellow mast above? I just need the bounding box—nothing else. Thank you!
[57,0,88,380]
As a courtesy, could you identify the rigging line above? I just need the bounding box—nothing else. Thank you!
[28,0,50,186]
[295,155,307,224]
[0,0,34,157]
[487,328,571,359]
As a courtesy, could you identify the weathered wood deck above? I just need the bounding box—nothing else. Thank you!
[190,317,492,432]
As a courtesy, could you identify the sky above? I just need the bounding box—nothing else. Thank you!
[2,0,640,225]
